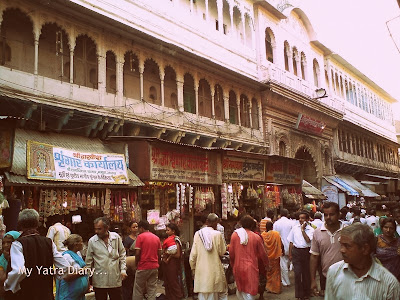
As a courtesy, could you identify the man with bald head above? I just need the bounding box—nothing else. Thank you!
[189,213,227,300]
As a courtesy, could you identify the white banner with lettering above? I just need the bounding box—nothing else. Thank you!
[27,141,129,184]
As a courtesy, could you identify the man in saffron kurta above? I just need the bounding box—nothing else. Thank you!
[230,216,269,300]
[261,221,282,294]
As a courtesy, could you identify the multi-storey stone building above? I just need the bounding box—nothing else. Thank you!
[0,0,398,207]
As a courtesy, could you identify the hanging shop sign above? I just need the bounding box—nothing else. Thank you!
[322,185,339,203]
[266,156,303,185]
[27,141,129,184]
[0,126,14,169]
[295,113,326,136]
[222,157,265,182]
[149,144,221,184]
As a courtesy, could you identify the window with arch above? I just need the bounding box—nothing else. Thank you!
[244,14,252,48]
[222,0,231,35]
[214,84,224,121]
[106,51,116,94]
[1,8,34,73]
[229,90,238,125]
[313,59,320,87]
[251,98,259,129]
[143,59,161,105]
[233,7,243,43]
[38,23,70,81]
[265,29,274,63]
[240,94,250,128]
[284,42,290,71]
[123,51,140,99]
[279,141,286,157]
[74,35,98,89]
[164,66,178,109]
[198,79,212,118]
[183,73,196,114]
[149,86,157,102]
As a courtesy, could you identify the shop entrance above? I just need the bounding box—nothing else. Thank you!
[295,146,317,186]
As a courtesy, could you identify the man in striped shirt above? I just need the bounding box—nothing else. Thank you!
[325,223,400,300]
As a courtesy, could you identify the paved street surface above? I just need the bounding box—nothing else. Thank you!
[226,271,321,300]
[85,270,322,299]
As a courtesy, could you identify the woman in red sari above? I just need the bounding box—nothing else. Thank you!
[262,221,283,294]
[162,223,188,300]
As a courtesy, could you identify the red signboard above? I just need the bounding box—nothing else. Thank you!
[149,144,221,184]
[295,114,326,135]
[266,156,303,185]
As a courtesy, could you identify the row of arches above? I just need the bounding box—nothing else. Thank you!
[328,68,392,123]
[264,28,321,87]
[338,129,399,166]
[0,8,260,129]
[180,0,254,48]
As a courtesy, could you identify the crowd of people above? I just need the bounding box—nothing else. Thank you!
[0,204,399,300]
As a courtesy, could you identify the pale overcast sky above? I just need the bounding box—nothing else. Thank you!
[298,0,400,119]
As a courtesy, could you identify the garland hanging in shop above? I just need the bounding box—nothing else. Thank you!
[221,183,228,220]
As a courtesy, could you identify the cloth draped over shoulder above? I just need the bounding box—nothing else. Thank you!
[234,228,249,245]
[56,250,88,300]
[198,227,213,251]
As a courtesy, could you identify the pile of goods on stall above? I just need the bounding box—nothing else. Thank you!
[37,188,140,222]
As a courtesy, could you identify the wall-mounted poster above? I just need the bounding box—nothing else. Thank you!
[0,127,14,169]
[27,141,129,184]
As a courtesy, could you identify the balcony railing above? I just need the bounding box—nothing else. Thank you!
[260,62,345,114]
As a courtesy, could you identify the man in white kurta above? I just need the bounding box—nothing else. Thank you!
[189,213,227,300]
[273,208,293,286]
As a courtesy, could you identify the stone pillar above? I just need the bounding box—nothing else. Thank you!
[176,76,184,112]
[248,100,253,128]
[258,98,263,133]
[211,85,215,118]
[223,89,229,122]
[116,59,124,107]
[194,82,199,115]
[342,78,347,100]
[287,48,293,73]
[34,37,39,75]
[98,52,106,106]
[295,55,301,77]
[69,50,74,84]
[236,96,241,126]
[332,71,337,96]
[159,67,165,107]
[139,61,144,101]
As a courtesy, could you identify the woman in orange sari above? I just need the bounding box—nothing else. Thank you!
[262,221,283,294]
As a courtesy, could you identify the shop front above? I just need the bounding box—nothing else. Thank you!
[0,128,143,240]
[265,155,304,212]
[127,138,221,246]
[220,151,267,241]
